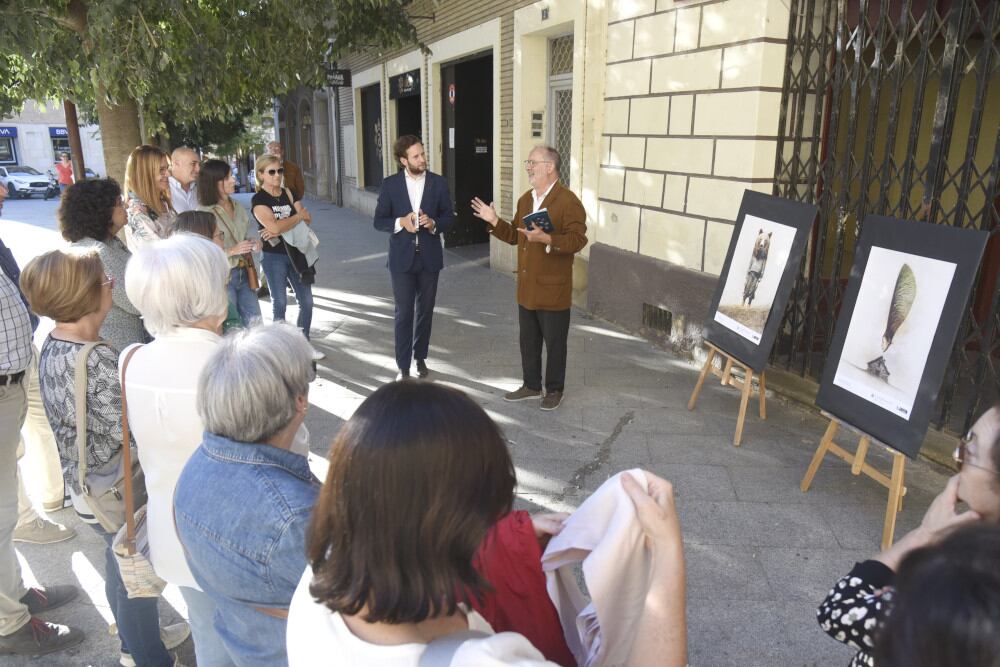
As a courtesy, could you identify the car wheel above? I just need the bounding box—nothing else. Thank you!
[6,184,18,199]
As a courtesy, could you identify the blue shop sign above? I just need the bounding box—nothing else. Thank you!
[49,127,68,138]
[0,127,17,138]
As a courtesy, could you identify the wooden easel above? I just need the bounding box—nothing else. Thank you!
[800,414,907,550]
[687,342,766,446]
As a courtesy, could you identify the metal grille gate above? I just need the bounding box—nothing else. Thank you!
[773,0,1000,435]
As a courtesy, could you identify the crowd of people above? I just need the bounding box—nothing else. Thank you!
[0,137,998,667]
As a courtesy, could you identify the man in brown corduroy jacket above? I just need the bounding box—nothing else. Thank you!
[471,145,588,411]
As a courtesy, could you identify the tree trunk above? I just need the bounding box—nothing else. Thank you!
[96,94,141,187]
[63,100,86,180]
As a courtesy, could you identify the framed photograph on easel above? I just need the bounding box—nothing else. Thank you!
[816,215,988,459]
[703,191,817,373]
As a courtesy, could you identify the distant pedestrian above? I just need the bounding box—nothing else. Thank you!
[54,153,73,194]
[266,141,304,201]
[373,135,454,380]
[174,322,321,667]
[197,159,262,327]
[169,147,201,213]
[472,145,588,411]
[59,179,148,352]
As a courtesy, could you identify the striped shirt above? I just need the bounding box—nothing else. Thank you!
[0,270,32,373]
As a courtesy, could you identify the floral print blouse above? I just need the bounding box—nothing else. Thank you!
[124,191,175,252]
[817,560,897,666]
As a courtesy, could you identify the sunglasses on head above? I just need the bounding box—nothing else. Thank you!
[265,168,284,175]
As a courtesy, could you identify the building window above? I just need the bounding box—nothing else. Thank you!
[360,84,383,190]
[548,35,573,185]
[299,102,314,171]
[0,137,15,164]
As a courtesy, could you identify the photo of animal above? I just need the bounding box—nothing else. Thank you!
[742,229,772,307]
[714,215,797,345]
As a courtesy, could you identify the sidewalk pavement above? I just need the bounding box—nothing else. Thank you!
[2,194,952,666]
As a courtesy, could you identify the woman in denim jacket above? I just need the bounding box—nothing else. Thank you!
[173,322,320,667]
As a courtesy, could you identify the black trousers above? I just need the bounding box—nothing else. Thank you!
[518,305,571,393]
[390,251,439,373]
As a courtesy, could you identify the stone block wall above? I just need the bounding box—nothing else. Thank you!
[597,0,790,276]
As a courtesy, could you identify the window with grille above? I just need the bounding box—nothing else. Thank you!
[548,34,574,184]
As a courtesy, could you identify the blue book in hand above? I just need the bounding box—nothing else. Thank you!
[523,208,554,233]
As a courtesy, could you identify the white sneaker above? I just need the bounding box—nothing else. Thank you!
[119,622,190,666]
[310,345,325,361]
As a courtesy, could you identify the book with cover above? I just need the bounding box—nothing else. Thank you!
[523,209,555,233]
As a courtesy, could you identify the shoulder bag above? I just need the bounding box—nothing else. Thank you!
[75,341,146,533]
[111,344,166,598]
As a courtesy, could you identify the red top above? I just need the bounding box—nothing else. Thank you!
[471,510,576,666]
[55,162,73,185]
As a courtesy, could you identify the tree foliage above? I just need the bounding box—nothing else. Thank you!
[0,0,422,138]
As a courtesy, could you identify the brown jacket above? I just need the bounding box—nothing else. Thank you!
[282,160,305,201]
[490,182,588,310]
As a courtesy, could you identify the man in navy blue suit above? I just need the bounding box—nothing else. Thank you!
[374,135,455,380]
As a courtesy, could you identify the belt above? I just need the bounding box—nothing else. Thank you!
[0,371,25,386]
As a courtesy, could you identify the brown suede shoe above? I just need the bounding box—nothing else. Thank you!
[0,618,84,656]
[540,390,563,411]
[503,386,542,401]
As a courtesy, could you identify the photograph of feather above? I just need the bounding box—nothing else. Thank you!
[714,214,798,344]
[833,247,956,419]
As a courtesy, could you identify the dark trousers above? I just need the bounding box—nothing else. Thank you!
[518,306,571,393]
[390,251,439,373]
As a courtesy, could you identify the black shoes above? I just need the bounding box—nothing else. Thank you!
[416,359,429,378]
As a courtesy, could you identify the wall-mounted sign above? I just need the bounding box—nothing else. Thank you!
[0,127,17,138]
[531,111,544,138]
[474,138,488,155]
[326,68,352,87]
[389,69,420,99]
[448,84,456,106]
[48,127,68,138]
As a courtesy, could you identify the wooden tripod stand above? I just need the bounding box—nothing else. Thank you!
[687,342,766,446]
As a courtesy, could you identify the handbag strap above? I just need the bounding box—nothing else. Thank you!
[74,341,102,497]
[119,344,144,555]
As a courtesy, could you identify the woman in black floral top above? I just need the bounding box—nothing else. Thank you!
[817,403,1000,665]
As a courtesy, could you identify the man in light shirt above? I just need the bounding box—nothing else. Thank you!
[471,146,588,411]
[373,136,454,380]
[168,147,200,213]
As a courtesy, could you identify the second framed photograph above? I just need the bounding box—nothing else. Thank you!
[703,190,817,372]
[816,215,988,458]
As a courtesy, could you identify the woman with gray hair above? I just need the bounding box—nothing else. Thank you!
[121,233,234,666]
[173,322,321,667]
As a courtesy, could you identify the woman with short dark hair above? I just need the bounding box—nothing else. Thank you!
[59,179,147,351]
[198,158,262,326]
[289,382,688,667]
[873,523,1000,666]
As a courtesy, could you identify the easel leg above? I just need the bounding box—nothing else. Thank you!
[721,358,734,386]
[687,348,716,411]
[881,454,907,550]
[851,437,870,475]
[758,372,767,420]
[801,420,838,492]
[734,370,753,447]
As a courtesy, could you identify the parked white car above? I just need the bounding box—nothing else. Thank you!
[0,165,52,199]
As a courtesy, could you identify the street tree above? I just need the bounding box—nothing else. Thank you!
[0,0,421,184]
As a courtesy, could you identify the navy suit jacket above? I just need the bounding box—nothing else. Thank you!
[373,170,454,273]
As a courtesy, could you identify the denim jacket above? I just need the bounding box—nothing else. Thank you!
[173,431,320,667]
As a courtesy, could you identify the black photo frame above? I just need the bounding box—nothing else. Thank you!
[703,190,817,373]
[816,215,988,459]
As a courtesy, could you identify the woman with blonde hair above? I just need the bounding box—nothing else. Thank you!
[20,248,188,667]
[123,145,175,252]
[251,153,322,360]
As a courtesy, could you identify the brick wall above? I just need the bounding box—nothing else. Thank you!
[597,0,790,276]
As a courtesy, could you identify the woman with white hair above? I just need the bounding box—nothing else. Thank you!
[173,322,321,667]
[121,233,235,666]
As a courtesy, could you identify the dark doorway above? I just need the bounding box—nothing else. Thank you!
[390,69,422,141]
[360,84,383,191]
[441,53,492,247]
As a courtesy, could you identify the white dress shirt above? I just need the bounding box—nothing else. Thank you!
[393,170,426,234]
[532,181,555,213]
[169,176,199,213]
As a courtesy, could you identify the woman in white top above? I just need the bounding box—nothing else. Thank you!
[121,234,236,667]
[287,382,687,667]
